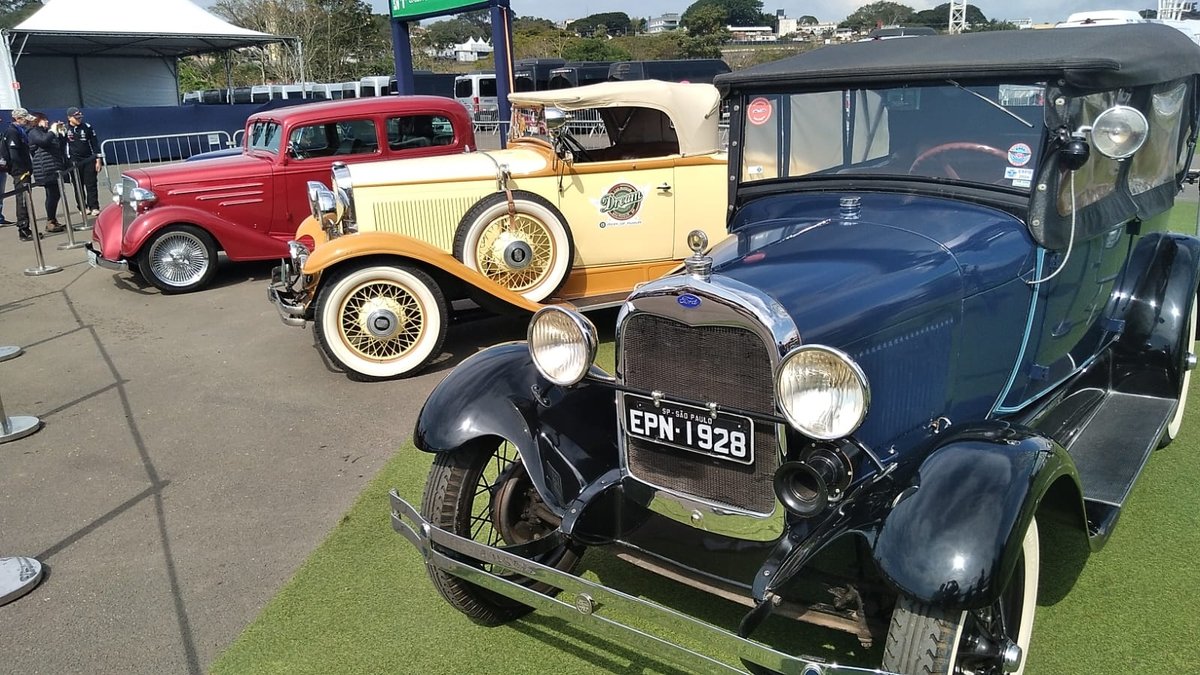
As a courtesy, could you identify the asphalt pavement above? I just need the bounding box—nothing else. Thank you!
[0,212,529,672]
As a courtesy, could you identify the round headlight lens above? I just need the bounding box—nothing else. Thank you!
[775,345,869,440]
[528,306,597,386]
[1090,105,1148,159]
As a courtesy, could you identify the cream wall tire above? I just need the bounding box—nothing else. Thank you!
[314,264,447,381]
[1163,295,1197,445]
[883,518,1039,674]
[454,190,574,303]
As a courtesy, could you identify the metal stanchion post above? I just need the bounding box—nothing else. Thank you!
[22,180,62,277]
[55,170,86,251]
[0,345,39,443]
[0,344,46,605]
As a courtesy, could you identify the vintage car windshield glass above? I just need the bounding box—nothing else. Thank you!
[511,104,682,162]
[248,120,282,154]
[741,82,1046,191]
[385,115,454,150]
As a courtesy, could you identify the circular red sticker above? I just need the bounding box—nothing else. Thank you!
[747,97,773,126]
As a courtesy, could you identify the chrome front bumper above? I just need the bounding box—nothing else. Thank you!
[268,247,310,327]
[84,243,129,272]
[389,490,891,675]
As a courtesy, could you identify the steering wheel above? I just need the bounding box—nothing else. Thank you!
[909,142,1009,181]
[557,131,593,162]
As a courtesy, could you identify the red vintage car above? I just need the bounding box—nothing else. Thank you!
[86,96,475,293]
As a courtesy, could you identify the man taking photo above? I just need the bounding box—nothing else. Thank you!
[64,107,102,216]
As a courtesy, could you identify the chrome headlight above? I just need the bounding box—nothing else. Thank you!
[775,345,869,440]
[112,181,125,203]
[306,181,337,229]
[331,162,356,234]
[128,186,157,209]
[528,306,598,386]
[1089,105,1148,159]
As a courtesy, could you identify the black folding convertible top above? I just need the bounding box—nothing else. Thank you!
[716,24,1200,94]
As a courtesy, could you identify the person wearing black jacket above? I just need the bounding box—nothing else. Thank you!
[64,106,102,216]
[0,107,37,241]
[29,113,67,233]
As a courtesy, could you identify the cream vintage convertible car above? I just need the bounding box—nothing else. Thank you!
[269,80,728,380]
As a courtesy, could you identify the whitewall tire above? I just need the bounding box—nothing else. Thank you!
[314,264,447,381]
[454,191,573,303]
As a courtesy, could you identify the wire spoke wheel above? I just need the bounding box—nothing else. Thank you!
[338,280,424,361]
[454,190,574,304]
[314,264,447,381]
[138,225,218,293]
[421,438,583,626]
[474,215,556,293]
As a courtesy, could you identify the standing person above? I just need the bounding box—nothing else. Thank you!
[0,107,38,242]
[0,113,9,227]
[64,106,102,216]
[28,113,67,233]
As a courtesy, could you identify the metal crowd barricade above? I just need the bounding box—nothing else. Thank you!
[566,108,605,137]
[99,130,233,195]
[232,129,245,148]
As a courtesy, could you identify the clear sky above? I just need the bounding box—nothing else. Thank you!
[364,1,1155,24]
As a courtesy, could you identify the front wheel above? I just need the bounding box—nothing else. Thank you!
[137,224,218,293]
[314,264,447,381]
[420,438,583,626]
[883,518,1039,675]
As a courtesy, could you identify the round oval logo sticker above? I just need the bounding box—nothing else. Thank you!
[598,183,644,222]
[1008,143,1032,167]
[677,293,702,309]
[747,97,773,126]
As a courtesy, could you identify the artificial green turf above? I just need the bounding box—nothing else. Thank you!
[215,220,1200,673]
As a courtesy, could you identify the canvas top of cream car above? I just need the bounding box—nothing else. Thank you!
[269,79,729,381]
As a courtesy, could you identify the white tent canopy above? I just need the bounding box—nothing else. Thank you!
[3,0,291,108]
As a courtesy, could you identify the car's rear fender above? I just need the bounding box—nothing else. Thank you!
[872,422,1083,611]
[413,343,620,515]
[1111,232,1200,394]
[302,230,544,313]
[121,204,289,261]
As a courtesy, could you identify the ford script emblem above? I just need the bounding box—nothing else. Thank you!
[677,294,702,308]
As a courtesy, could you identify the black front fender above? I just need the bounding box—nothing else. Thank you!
[413,343,619,514]
[872,422,1081,610]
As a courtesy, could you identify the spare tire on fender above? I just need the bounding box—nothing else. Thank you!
[453,190,574,303]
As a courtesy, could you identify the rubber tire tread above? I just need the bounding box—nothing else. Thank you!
[881,595,960,675]
[452,190,574,301]
[313,263,447,382]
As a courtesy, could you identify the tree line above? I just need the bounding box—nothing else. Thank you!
[177,0,1035,93]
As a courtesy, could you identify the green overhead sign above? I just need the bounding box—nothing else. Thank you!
[390,0,483,20]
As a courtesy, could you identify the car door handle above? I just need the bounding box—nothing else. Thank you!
[657,183,672,192]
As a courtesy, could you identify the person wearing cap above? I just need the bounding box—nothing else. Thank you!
[28,112,68,233]
[0,107,38,241]
[64,106,102,216]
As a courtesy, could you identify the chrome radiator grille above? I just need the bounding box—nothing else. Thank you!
[121,176,137,235]
[621,313,779,514]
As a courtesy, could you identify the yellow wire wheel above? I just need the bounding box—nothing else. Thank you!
[455,190,574,303]
[314,264,448,381]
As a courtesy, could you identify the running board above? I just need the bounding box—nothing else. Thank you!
[1064,391,1174,540]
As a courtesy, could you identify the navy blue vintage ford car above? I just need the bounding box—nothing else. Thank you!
[391,25,1200,674]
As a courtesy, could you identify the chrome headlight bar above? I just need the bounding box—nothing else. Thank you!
[331,162,357,234]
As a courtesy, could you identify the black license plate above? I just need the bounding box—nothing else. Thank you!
[623,394,754,465]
